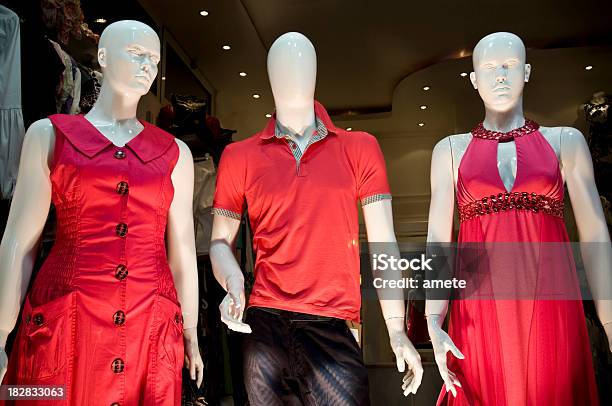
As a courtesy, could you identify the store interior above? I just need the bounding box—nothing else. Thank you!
[0,0,611,405]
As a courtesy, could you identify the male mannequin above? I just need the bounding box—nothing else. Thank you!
[210,32,423,404]
[425,32,610,404]
[0,20,203,400]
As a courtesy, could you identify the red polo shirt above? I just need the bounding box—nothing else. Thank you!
[212,101,391,321]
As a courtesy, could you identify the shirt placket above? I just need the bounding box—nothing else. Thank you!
[277,118,328,177]
[111,145,129,405]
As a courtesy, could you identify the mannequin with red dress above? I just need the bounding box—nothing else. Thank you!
[0,20,203,405]
[422,32,611,405]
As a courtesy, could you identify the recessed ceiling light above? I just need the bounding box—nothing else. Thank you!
[252,94,260,99]
[199,10,209,16]
[346,127,352,131]
[423,86,430,91]
[94,18,107,23]
[239,72,247,77]
[222,45,231,50]
[460,72,468,77]
[265,114,272,118]
[420,105,428,110]
[585,65,593,70]
[418,123,425,127]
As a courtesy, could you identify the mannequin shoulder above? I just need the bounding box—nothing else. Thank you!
[24,118,56,151]
[338,130,381,150]
[173,137,193,160]
[434,133,471,154]
[540,125,587,149]
[26,118,55,139]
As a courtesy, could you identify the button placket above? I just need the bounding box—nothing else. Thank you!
[112,147,129,398]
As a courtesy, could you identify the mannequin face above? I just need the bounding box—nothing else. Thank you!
[470,32,531,112]
[267,32,317,108]
[98,20,160,97]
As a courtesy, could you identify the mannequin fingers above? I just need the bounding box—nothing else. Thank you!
[197,360,204,388]
[402,370,414,383]
[222,316,252,334]
[444,380,458,397]
[448,370,462,388]
[189,356,196,380]
[412,363,424,393]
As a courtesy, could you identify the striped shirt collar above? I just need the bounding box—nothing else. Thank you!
[259,100,336,140]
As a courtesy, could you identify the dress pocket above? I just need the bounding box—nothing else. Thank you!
[17,291,74,381]
[155,295,184,372]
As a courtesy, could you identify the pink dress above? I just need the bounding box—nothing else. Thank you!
[436,120,600,405]
[1,114,184,405]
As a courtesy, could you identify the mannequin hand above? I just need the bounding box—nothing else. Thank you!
[385,319,423,396]
[427,315,464,398]
[183,327,204,388]
[604,322,612,353]
[0,347,7,383]
[219,275,252,334]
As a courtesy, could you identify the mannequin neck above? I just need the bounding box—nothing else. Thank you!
[86,81,141,123]
[275,100,316,138]
[482,98,526,133]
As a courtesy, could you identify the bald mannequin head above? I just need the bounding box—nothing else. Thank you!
[469,32,531,112]
[98,20,161,96]
[267,32,317,108]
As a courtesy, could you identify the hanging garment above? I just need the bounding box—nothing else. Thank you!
[437,120,600,405]
[1,114,184,406]
[0,5,25,200]
[77,64,101,114]
[193,155,216,256]
[49,39,81,115]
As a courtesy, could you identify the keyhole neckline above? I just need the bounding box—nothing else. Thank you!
[472,118,539,142]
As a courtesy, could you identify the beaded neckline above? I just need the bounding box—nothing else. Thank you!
[471,119,540,142]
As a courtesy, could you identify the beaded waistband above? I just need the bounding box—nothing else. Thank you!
[458,192,564,222]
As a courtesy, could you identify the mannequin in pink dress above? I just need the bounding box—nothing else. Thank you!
[419,32,611,405]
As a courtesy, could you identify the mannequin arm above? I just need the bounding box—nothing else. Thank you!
[209,215,243,291]
[166,140,199,330]
[424,137,464,397]
[166,140,204,386]
[362,199,405,329]
[561,127,612,337]
[424,137,455,319]
[209,214,251,333]
[363,199,423,394]
[0,119,54,348]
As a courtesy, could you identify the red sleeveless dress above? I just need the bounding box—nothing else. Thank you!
[1,114,184,405]
[436,121,600,405]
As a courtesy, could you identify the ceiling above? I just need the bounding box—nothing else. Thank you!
[77,0,612,137]
[134,0,612,109]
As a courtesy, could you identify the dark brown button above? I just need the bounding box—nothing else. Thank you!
[33,313,44,326]
[115,264,128,280]
[174,313,182,324]
[113,150,126,159]
[116,181,129,195]
[115,223,128,237]
[111,358,124,373]
[113,310,126,326]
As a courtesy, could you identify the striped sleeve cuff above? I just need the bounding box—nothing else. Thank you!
[212,207,242,220]
[361,193,392,207]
